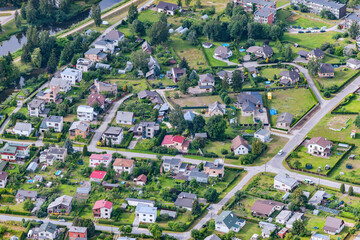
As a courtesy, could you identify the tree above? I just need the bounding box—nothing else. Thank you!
[130,49,149,72]
[206,115,227,140]
[349,22,359,39]
[231,70,243,92]
[23,199,34,211]
[169,105,187,132]
[47,49,58,73]
[191,229,202,240]
[25,0,37,24]
[148,20,169,45]
[130,19,145,36]
[185,0,192,6]
[355,114,360,128]
[187,30,197,45]
[204,188,219,202]
[91,4,102,27]
[349,186,354,196]
[177,0,182,7]
[340,183,345,193]
[31,48,42,68]
[178,75,190,94]
[128,4,138,24]
[283,45,293,62]
[64,138,73,153]
[193,115,205,133]
[269,25,283,40]
[179,57,189,69]
[192,199,201,215]
[348,0,359,9]
[21,3,27,19]
[195,0,201,9]
[0,24,2,32]
[252,140,262,155]
[73,217,96,237]
[292,219,306,236]
[15,11,21,29]
[83,145,89,156]
[307,59,320,76]
[293,160,301,169]
[149,223,162,240]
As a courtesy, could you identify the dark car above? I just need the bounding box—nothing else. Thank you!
[298,31,304,33]
[320,30,326,32]
[314,27,319,29]
[305,30,311,33]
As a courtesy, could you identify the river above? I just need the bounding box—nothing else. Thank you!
[0,0,123,57]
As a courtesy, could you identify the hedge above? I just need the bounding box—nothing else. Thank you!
[97,219,129,226]
[49,215,75,221]
[329,71,360,94]
[0,209,31,216]
[290,103,318,127]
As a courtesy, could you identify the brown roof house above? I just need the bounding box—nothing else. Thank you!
[203,159,224,178]
[213,46,232,60]
[168,67,186,83]
[307,48,324,60]
[134,174,147,186]
[88,93,106,109]
[318,63,334,78]
[323,216,344,235]
[47,195,73,215]
[93,79,117,95]
[113,158,134,174]
[306,137,333,158]
[231,135,251,155]
[250,199,284,217]
[276,112,294,129]
[208,101,226,116]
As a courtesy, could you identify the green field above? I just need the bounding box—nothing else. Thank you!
[172,95,222,107]
[339,94,360,112]
[259,67,286,80]
[283,32,347,49]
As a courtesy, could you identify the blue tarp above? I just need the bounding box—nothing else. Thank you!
[270,109,277,115]
[239,49,245,52]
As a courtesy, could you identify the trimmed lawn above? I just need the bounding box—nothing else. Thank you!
[172,95,222,107]
[283,32,347,49]
[314,68,357,89]
[199,39,231,67]
[234,221,261,239]
[205,141,232,156]
[275,0,290,7]
[341,94,360,112]
[268,88,317,126]
[259,67,286,80]
[287,14,331,28]
[138,10,159,23]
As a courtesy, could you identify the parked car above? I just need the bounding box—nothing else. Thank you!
[298,31,304,33]
[278,150,284,155]
[59,219,66,222]
[320,30,326,32]
[306,30,311,33]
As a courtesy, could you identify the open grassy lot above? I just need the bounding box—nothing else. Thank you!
[205,141,232,156]
[275,0,290,7]
[287,14,331,29]
[234,221,262,239]
[337,94,360,113]
[259,67,286,80]
[154,0,229,10]
[283,32,348,49]
[268,88,317,126]
[315,68,357,89]
[172,95,222,107]
[0,222,26,239]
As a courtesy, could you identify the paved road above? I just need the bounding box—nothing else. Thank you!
[0,10,16,25]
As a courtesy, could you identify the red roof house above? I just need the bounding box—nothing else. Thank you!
[93,199,113,219]
[88,93,106,108]
[89,153,112,168]
[161,135,190,152]
[90,170,107,183]
[134,174,147,186]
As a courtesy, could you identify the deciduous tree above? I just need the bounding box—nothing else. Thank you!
[128,4,138,24]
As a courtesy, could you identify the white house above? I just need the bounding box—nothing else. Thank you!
[28,99,46,117]
[77,105,95,122]
[50,77,72,93]
[274,173,299,192]
[286,212,304,228]
[157,1,181,15]
[0,171,8,188]
[306,137,333,157]
[101,126,124,145]
[93,199,113,219]
[323,217,344,235]
[40,116,63,133]
[113,158,134,174]
[231,135,250,155]
[94,39,116,53]
[61,68,82,85]
[89,154,112,168]
[125,198,155,207]
[215,211,246,233]
[254,128,271,143]
[346,58,360,70]
[276,210,292,224]
[135,203,157,223]
[37,222,58,240]
[116,111,135,125]
[104,30,125,45]
[76,58,94,72]
[13,122,32,137]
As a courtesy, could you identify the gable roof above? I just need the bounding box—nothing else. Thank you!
[178,192,197,199]
[69,121,90,132]
[116,111,134,122]
[90,170,107,179]
[204,234,221,240]
[208,101,226,114]
[254,7,276,17]
[69,227,87,233]
[93,199,113,210]
[157,1,179,10]
[135,203,157,214]
[279,70,300,80]
[88,93,105,106]
[309,48,324,58]
[0,171,8,181]
[319,63,334,74]
[48,195,73,209]
[90,154,112,161]
[16,190,37,199]
[231,135,250,150]
[216,210,244,229]
[251,199,284,215]
[113,158,134,167]
[174,197,194,208]
[347,58,360,65]
[324,216,344,232]
[277,112,294,124]
[105,30,124,41]
[39,222,57,234]
[214,46,231,56]
[136,174,147,183]
[14,122,32,132]
[184,110,195,121]
[274,173,298,188]
[199,73,215,83]
[163,158,181,166]
[307,137,333,148]
[162,135,185,145]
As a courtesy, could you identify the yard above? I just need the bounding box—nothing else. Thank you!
[283,32,349,50]
[329,147,360,185]
[286,13,332,29]
[205,141,232,156]
[335,94,360,113]
[172,95,223,108]
[267,88,317,126]
[259,67,287,80]
[314,68,357,89]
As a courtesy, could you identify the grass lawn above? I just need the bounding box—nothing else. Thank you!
[172,95,222,107]
[329,147,360,184]
[268,88,317,126]
[154,0,229,10]
[243,173,285,201]
[233,221,262,239]
[205,141,232,156]
[275,0,290,7]
[200,40,230,67]
[339,94,360,112]
[169,36,209,70]
[286,13,331,28]
[259,68,286,80]
[138,10,159,23]
[314,68,357,89]
[283,32,347,49]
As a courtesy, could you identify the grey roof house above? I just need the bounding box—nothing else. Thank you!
[276,112,294,129]
[116,111,135,125]
[215,210,246,233]
[279,70,300,85]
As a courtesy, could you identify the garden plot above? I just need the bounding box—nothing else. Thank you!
[328,115,351,131]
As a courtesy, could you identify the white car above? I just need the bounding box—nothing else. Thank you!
[278,150,284,155]
[58,219,66,222]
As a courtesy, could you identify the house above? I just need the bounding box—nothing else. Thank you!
[274,173,299,192]
[217,70,233,83]
[323,216,344,234]
[215,210,246,233]
[132,121,160,138]
[202,42,213,48]
[101,126,124,145]
[37,222,58,240]
[256,45,274,59]
[125,198,155,207]
[235,92,263,116]
[162,158,182,173]
[134,174,147,186]
[40,147,67,165]
[318,63,334,78]
[306,48,324,60]
[116,111,135,125]
[0,143,30,162]
[308,190,333,206]
[204,234,221,240]
[104,29,124,45]
[208,101,226,116]
[306,137,333,157]
[146,69,157,80]
[254,7,276,25]
[290,0,346,19]
[69,227,87,240]
[113,158,134,174]
[77,105,95,122]
[235,0,276,12]
[286,212,304,228]
[13,122,32,137]
[276,112,294,129]
[28,99,46,117]
[93,199,113,219]
[94,39,116,53]
[95,63,112,70]
[279,70,300,85]
[174,192,197,211]
[89,154,112,168]
[15,190,37,203]
[203,159,224,177]
[188,169,209,183]
[311,233,330,240]
[344,12,360,29]
[137,90,163,104]
[250,199,284,217]
[157,1,180,15]
[168,67,186,83]
[61,68,82,85]
[0,171,8,188]
[135,203,157,223]
[142,41,152,54]
[40,116,63,133]
[254,128,271,143]
[50,77,72,94]
[88,93,106,108]
[93,79,118,95]
[184,111,195,121]
[259,221,277,238]
[199,73,215,86]
[90,170,107,183]
[275,210,292,224]
[47,195,73,214]
[36,85,60,103]
[76,58,94,72]
[346,58,360,70]
[214,46,233,60]
[69,121,90,140]
[231,135,250,155]
[84,48,108,62]
[278,228,289,239]
[161,135,190,152]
